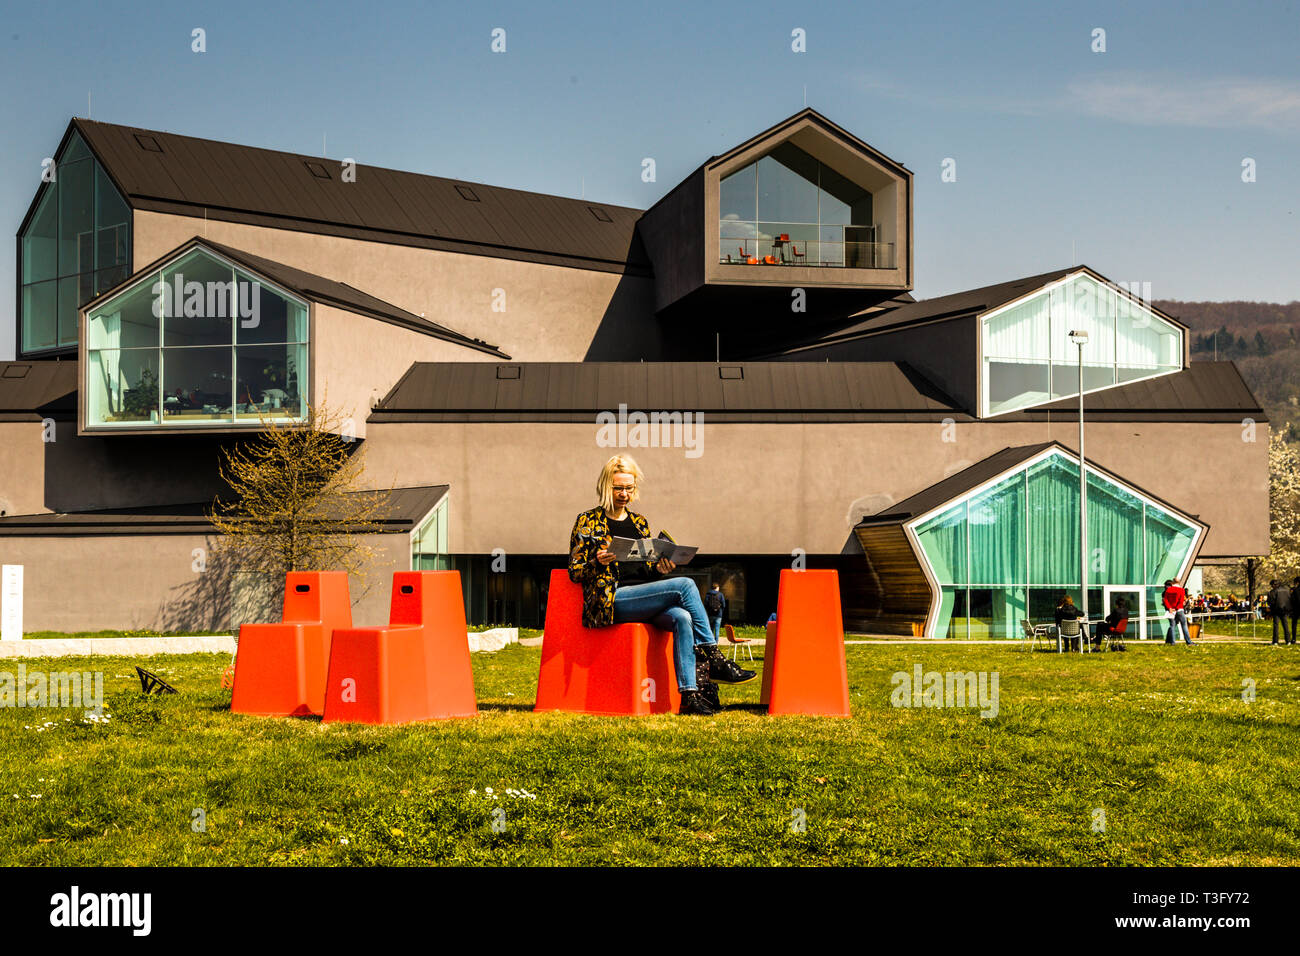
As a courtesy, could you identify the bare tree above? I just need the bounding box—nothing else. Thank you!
[209,401,392,588]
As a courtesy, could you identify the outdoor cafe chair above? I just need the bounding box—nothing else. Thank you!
[1020,618,1053,652]
[723,623,754,662]
[1056,616,1087,653]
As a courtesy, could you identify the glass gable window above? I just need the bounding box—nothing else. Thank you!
[412,496,450,570]
[85,246,309,428]
[20,131,131,354]
[718,142,892,268]
[911,449,1201,639]
[981,273,1183,416]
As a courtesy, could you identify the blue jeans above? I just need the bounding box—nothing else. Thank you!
[612,577,716,691]
[709,615,722,641]
[1166,609,1192,644]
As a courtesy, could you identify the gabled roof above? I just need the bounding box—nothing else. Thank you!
[763,265,1190,356]
[0,486,448,537]
[855,440,1206,530]
[81,236,509,358]
[0,361,78,421]
[706,107,911,177]
[367,361,964,423]
[767,267,1080,354]
[65,119,649,275]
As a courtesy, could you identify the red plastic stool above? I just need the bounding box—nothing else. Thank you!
[535,569,681,715]
[763,569,851,717]
[231,571,352,717]
[322,571,478,724]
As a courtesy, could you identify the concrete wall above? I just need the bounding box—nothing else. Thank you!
[0,421,47,516]
[636,168,705,313]
[310,302,495,439]
[133,211,666,363]
[0,531,409,632]
[358,418,1268,561]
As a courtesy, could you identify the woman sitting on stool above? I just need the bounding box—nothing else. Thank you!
[567,454,756,716]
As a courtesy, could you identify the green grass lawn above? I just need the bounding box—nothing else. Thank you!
[2,642,1297,865]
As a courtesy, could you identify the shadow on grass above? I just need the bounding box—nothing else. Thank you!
[476,702,536,713]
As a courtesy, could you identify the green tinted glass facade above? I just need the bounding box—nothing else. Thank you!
[20,132,131,354]
[913,450,1200,639]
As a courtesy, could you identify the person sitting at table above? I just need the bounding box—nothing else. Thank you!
[1093,597,1129,649]
[1054,594,1085,650]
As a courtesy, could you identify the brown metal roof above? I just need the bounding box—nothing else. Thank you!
[71,119,650,276]
[0,360,78,420]
[82,237,508,358]
[0,485,448,537]
[1005,362,1264,423]
[368,361,966,423]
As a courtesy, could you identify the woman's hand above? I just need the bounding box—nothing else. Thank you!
[596,537,615,566]
[656,557,676,574]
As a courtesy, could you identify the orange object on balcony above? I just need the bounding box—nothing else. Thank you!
[231,571,352,717]
[535,569,682,715]
[322,571,478,724]
[760,569,850,717]
[763,255,778,264]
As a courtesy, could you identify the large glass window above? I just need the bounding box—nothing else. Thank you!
[412,497,450,570]
[718,142,890,268]
[19,131,132,354]
[913,449,1201,638]
[981,273,1183,416]
[85,245,308,428]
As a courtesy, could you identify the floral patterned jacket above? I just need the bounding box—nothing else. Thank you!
[568,506,664,628]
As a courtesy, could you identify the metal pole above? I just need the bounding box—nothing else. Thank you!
[1079,340,1088,653]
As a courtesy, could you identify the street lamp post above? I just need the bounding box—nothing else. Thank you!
[1069,329,1089,653]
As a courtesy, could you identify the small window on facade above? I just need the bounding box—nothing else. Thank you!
[133,134,163,152]
[2,365,31,379]
[718,366,744,380]
[588,206,613,223]
[496,366,520,379]
[456,185,481,202]
[305,161,331,179]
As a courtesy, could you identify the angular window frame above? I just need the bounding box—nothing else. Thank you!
[906,446,1205,640]
[80,244,311,432]
[978,271,1184,418]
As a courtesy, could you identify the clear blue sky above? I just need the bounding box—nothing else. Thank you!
[2,0,1297,359]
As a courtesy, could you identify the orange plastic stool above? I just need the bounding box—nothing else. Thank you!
[322,571,478,724]
[231,571,352,717]
[535,569,682,715]
[762,569,850,717]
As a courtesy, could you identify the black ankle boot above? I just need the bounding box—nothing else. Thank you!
[698,642,757,684]
[679,689,716,716]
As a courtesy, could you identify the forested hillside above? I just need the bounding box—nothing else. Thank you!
[1156,299,1300,441]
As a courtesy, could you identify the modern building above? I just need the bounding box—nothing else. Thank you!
[1,109,1268,636]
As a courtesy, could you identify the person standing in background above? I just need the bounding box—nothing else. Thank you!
[1163,578,1194,646]
[1267,579,1293,646]
[703,582,727,641]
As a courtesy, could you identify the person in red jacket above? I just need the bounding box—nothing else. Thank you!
[1162,578,1194,645]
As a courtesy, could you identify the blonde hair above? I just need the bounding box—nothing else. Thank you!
[597,454,644,513]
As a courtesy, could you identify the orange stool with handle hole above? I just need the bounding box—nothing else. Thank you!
[322,571,477,724]
[231,571,351,717]
[535,569,681,715]
[760,569,850,717]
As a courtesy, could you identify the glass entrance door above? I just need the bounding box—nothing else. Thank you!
[1103,586,1145,641]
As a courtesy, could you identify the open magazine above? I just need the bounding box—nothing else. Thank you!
[608,532,698,566]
